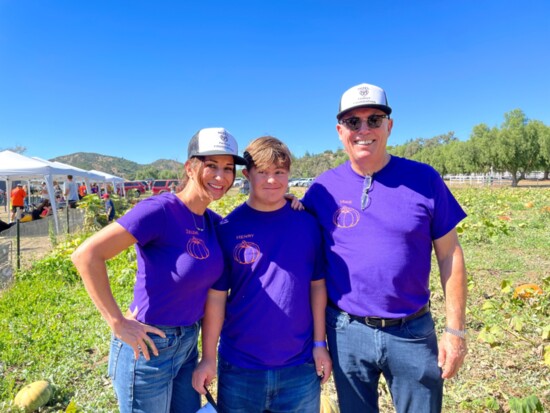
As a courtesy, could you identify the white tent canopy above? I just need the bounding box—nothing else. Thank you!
[88,169,125,195]
[0,150,72,232]
[32,157,106,194]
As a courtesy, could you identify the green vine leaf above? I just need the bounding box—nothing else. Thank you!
[508,395,543,412]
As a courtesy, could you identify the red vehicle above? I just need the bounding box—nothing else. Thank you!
[151,179,181,195]
[123,181,147,197]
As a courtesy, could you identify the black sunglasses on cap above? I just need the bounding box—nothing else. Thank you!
[339,114,389,131]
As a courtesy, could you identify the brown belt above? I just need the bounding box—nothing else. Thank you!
[328,300,430,328]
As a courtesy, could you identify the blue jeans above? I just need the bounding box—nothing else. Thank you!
[217,357,320,413]
[108,323,201,413]
[326,306,443,413]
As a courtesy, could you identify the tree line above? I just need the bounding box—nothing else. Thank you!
[292,109,550,187]
[3,109,548,187]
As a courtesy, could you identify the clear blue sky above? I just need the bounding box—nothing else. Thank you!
[1,1,549,165]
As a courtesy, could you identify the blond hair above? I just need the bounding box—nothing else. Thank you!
[243,136,292,171]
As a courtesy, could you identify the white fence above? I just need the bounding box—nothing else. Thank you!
[446,174,509,186]
[445,171,546,186]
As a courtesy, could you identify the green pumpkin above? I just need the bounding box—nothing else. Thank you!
[13,380,52,412]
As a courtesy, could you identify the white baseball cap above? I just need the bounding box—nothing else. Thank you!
[337,83,392,119]
[187,127,247,165]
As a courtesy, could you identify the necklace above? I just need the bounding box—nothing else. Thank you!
[189,208,205,232]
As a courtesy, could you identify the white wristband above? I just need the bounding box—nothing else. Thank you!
[445,326,467,339]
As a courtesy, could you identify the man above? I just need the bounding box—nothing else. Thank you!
[65,175,79,208]
[102,193,115,222]
[10,183,27,221]
[78,182,87,199]
[192,136,332,413]
[302,83,467,413]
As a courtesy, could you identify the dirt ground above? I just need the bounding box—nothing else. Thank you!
[0,206,73,293]
[0,208,60,282]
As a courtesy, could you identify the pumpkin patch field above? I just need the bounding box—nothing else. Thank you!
[0,186,548,412]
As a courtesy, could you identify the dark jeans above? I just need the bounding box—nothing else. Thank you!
[326,305,443,413]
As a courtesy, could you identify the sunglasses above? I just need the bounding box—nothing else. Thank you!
[361,175,373,210]
[339,114,389,131]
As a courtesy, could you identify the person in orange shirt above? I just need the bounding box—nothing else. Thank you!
[10,183,27,221]
[79,183,87,199]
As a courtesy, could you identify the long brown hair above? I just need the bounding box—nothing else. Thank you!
[181,156,236,200]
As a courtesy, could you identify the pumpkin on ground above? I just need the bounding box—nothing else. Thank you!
[513,283,543,299]
[13,380,52,412]
[320,394,339,413]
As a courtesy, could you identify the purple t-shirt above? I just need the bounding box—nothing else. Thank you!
[302,156,466,318]
[117,193,223,326]
[213,202,323,369]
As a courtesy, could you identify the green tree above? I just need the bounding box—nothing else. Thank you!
[158,169,178,179]
[134,167,160,180]
[0,145,26,153]
[530,120,550,179]
[492,109,540,186]
[468,123,497,173]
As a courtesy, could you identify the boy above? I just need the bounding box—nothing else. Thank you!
[102,193,115,222]
[192,136,331,412]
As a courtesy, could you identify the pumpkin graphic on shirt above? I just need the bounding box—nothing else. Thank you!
[187,237,210,260]
[233,240,261,264]
[333,206,361,228]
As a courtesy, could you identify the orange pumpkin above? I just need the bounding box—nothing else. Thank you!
[513,283,543,299]
[186,237,209,260]
[13,380,52,412]
[233,240,261,264]
[333,206,360,228]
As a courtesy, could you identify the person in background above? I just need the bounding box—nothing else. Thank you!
[23,184,30,212]
[302,83,468,413]
[79,182,88,199]
[53,181,63,202]
[65,175,79,208]
[40,182,49,201]
[31,199,52,220]
[10,183,27,222]
[102,193,116,222]
[71,127,246,413]
[90,183,99,194]
[193,136,332,413]
[0,218,16,232]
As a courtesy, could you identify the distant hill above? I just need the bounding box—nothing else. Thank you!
[52,152,184,180]
[50,149,350,180]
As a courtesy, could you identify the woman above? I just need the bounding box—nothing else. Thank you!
[71,127,246,413]
[31,199,52,220]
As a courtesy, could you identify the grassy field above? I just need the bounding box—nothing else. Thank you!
[0,186,548,412]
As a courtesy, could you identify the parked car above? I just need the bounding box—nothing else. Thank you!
[123,181,147,197]
[289,178,314,187]
[152,179,182,195]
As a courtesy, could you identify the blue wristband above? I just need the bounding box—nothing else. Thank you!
[313,341,327,348]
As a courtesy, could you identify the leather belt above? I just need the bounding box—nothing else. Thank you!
[328,300,430,328]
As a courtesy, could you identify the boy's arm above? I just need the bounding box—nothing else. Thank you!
[311,279,332,384]
[192,288,227,395]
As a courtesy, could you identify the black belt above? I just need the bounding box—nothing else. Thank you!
[328,301,430,328]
